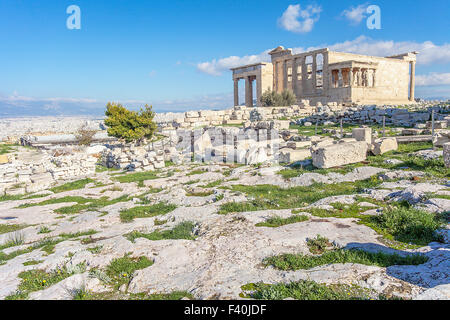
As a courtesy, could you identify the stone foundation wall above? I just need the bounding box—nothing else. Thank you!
[0,153,97,196]
[155,101,320,131]
[299,105,450,127]
[101,140,168,171]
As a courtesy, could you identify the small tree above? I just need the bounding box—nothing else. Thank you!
[104,102,157,144]
[260,88,297,107]
[75,125,97,146]
[281,89,297,106]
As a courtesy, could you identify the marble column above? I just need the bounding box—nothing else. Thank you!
[410,62,416,101]
[234,79,239,106]
[245,77,253,107]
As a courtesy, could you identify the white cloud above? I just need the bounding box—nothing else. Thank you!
[196,50,271,76]
[318,36,450,65]
[277,4,322,34]
[416,73,450,86]
[341,3,369,25]
[196,36,450,76]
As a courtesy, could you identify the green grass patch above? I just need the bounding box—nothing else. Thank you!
[218,178,382,214]
[38,226,51,234]
[87,245,103,254]
[241,280,390,300]
[17,196,92,208]
[22,260,43,266]
[0,224,27,235]
[0,193,50,202]
[255,215,309,228]
[364,142,448,178]
[0,194,24,202]
[113,171,161,184]
[264,248,428,271]
[184,179,200,185]
[186,169,207,176]
[5,264,86,300]
[185,190,214,197]
[305,202,377,220]
[0,143,19,155]
[154,218,167,226]
[54,195,130,215]
[199,180,223,188]
[125,221,197,242]
[100,186,124,193]
[49,178,96,193]
[0,232,25,250]
[71,289,193,300]
[119,202,177,223]
[106,254,153,289]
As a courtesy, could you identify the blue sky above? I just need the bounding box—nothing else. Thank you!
[0,0,449,117]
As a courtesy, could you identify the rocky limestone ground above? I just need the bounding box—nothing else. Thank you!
[0,146,449,300]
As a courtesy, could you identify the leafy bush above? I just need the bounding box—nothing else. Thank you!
[106,255,153,288]
[260,88,296,107]
[369,207,446,245]
[306,235,332,254]
[104,102,157,143]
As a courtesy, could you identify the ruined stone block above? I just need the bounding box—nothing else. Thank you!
[287,141,311,149]
[432,130,450,147]
[371,138,398,156]
[352,128,372,144]
[312,141,368,169]
[279,148,311,163]
[444,142,450,168]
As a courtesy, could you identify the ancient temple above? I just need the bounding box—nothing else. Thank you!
[231,47,418,107]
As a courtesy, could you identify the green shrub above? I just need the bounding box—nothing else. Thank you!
[368,207,446,245]
[104,103,157,143]
[306,235,332,254]
[106,255,153,288]
[260,88,297,107]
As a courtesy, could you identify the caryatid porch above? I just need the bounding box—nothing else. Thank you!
[231,62,273,108]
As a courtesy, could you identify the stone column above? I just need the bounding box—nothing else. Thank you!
[410,62,416,101]
[245,77,251,107]
[312,56,317,91]
[338,69,343,87]
[372,69,376,87]
[248,77,254,108]
[356,68,362,86]
[349,68,353,87]
[234,79,239,106]
[361,69,368,87]
[245,76,254,108]
[256,74,262,107]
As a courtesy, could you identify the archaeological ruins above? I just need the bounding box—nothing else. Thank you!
[1,46,450,302]
[232,47,418,107]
